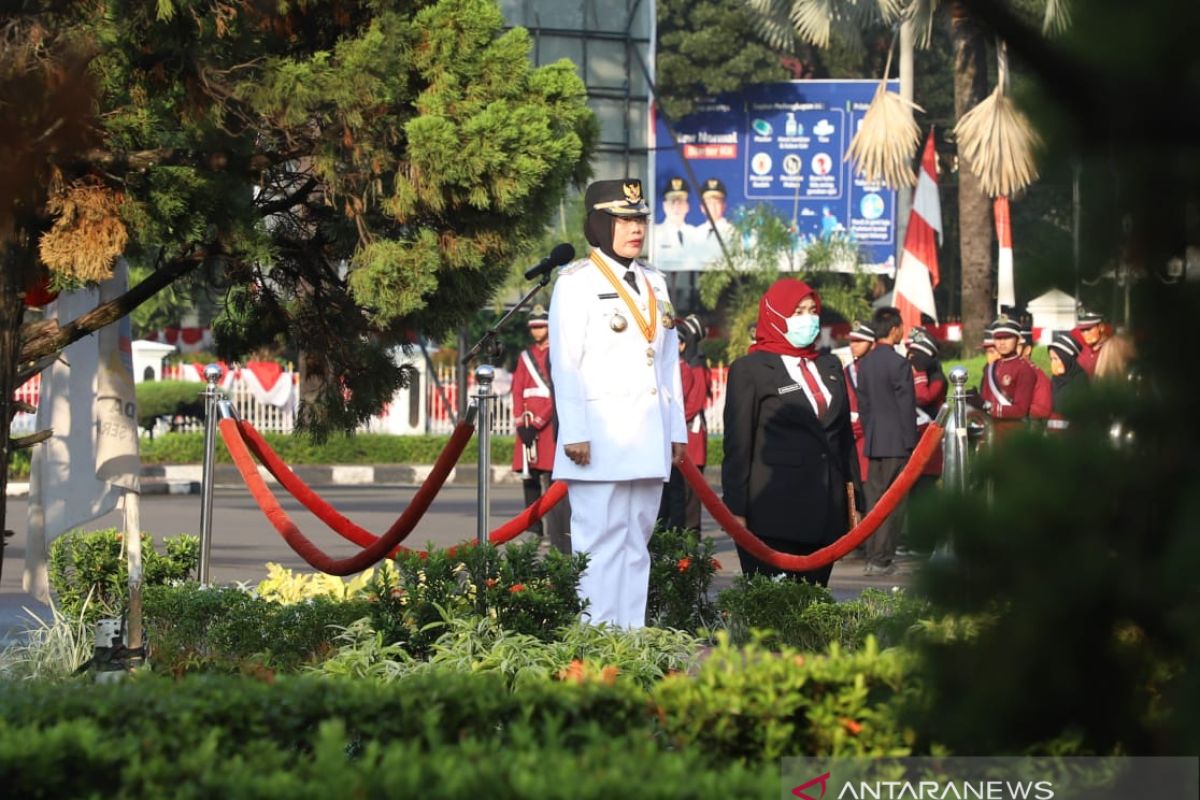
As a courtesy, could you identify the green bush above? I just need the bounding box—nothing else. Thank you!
[653,633,917,760]
[647,528,720,631]
[315,614,701,690]
[135,379,205,432]
[143,584,373,674]
[0,716,776,799]
[716,576,927,651]
[139,431,518,465]
[47,529,199,622]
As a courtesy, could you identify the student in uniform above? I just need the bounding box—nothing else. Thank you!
[844,322,875,486]
[1070,309,1106,377]
[722,279,860,586]
[549,178,688,628]
[856,307,918,575]
[1047,330,1088,429]
[658,315,710,533]
[907,329,947,482]
[981,316,1038,425]
[1020,325,1053,420]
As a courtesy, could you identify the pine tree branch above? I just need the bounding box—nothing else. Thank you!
[19,248,212,363]
[256,177,319,217]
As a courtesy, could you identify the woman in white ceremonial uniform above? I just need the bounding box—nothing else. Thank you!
[549,178,688,628]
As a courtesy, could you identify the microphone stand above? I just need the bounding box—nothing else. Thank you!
[461,269,553,552]
[460,269,553,366]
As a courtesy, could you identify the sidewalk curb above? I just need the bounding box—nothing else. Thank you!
[8,464,527,497]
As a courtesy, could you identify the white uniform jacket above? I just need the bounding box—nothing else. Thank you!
[549,250,688,482]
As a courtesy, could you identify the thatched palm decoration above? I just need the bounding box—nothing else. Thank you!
[953,41,1042,197]
[844,45,923,188]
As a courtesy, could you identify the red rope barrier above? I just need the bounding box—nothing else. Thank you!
[680,422,945,572]
[222,417,570,569]
[235,419,460,552]
[219,418,476,574]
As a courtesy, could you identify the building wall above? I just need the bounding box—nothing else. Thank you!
[500,0,654,183]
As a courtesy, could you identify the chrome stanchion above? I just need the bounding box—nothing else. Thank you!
[948,366,970,493]
[474,365,495,546]
[198,364,223,585]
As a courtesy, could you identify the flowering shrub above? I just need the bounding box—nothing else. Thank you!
[254,561,395,604]
[646,527,720,631]
[48,528,199,622]
[366,539,587,655]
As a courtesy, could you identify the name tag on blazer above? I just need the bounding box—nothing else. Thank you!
[777,383,804,395]
[597,292,619,299]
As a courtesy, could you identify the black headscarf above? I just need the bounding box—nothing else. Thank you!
[1051,348,1088,411]
[679,321,702,366]
[585,210,634,267]
[909,350,946,387]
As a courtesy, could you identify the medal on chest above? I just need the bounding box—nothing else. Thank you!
[1001,373,1013,387]
[590,251,658,341]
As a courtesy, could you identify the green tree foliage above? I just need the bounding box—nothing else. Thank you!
[655,0,789,120]
[907,0,1200,755]
[2,0,596,439]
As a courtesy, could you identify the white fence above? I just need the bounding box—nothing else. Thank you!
[10,363,731,438]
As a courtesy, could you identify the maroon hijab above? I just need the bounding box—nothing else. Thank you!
[749,278,822,359]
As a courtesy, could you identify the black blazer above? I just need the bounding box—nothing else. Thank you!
[855,344,918,458]
[721,351,860,545]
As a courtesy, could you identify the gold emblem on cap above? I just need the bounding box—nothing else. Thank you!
[623,182,642,203]
[670,178,684,192]
[610,313,628,332]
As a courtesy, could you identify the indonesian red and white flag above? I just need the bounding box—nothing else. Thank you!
[894,129,942,333]
[994,195,1015,312]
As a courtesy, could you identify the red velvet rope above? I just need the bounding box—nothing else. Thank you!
[222,418,570,569]
[680,422,945,572]
[219,418,475,574]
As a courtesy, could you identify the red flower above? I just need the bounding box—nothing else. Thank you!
[676,557,691,572]
[418,551,429,561]
[840,717,863,736]
[710,558,722,570]
[509,583,526,594]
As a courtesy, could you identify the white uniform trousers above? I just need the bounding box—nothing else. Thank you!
[567,478,662,628]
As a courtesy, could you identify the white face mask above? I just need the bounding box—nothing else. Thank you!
[784,313,820,348]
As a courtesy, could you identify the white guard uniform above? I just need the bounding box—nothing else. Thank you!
[549,249,688,627]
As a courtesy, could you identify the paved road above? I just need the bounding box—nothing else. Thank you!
[1,482,913,640]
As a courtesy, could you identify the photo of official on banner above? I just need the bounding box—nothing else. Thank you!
[649,80,899,275]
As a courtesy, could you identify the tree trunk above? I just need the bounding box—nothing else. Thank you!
[951,2,994,354]
[0,244,31,583]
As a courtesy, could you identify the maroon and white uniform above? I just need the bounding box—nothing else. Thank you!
[981,355,1037,420]
[511,344,556,472]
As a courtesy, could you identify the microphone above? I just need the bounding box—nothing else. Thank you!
[523,242,576,280]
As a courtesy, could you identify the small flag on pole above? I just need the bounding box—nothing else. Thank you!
[894,129,942,334]
[995,195,1016,313]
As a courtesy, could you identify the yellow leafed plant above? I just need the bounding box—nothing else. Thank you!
[38,182,128,281]
[255,561,395,604]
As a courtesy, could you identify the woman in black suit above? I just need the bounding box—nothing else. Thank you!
[721,278,860,585]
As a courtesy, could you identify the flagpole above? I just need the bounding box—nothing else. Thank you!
[124,490,144,668]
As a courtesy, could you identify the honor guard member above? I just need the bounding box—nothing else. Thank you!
[981,316,1037,424]
[907,329,947,480]
[511,304,571,554]
[1020,324,1053,420]
[845,322,876,484]
[982,320,1000,364]
[1047,330,1088,430]
[1070,308,1105,377]
[653,176,699,272]
[549,178,688,628]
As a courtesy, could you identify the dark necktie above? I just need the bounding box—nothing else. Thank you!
[797,359,828,416]
[623,269,640,295]
[677,230,684,245]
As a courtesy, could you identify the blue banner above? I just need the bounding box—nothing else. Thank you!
[650,80,898,273]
